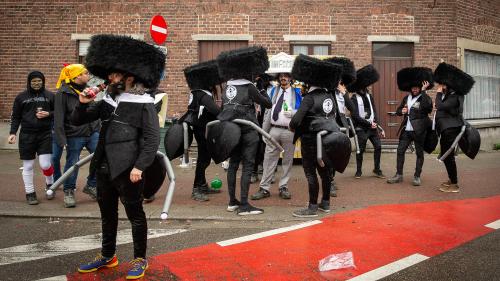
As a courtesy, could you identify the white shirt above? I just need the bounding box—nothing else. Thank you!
[271,86,293,127]
[336,91,346,114]
[405,94,421,131]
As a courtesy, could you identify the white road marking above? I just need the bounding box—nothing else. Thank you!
[0,228,186,266]
[347,254,429,281]
[37,276,67,281]
[485,219,500,230]
[217,220,322,247]
[152,25,167,34]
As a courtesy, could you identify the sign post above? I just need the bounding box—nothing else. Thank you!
[150,15,168,45]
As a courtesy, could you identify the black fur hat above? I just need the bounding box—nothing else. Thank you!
[324,57,356,85]
[433,62,475,95]
[397,67,434,92]
[85,34,166,88]
[184,60,222,90]
[347,64,379,93]
[216,46,269,80]
[291,54,343,89]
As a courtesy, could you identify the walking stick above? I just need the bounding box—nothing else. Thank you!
[159,151,176,220]
[346,117,360,154]
[316,130,329,167]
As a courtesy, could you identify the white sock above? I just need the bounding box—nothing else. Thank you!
[22,160,35,194]
[39,154,54,185]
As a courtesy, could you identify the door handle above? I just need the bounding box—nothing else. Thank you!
[387,122,399,127]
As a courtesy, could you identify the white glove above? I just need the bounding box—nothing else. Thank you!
[283,110,292,118]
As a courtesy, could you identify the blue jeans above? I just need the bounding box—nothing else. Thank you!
[62,132,99,191]
[52,138,63,182]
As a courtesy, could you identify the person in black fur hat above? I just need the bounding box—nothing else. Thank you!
[289,54,343,217]
[387,67,433,186]
[72,34,165,279]
[348,64,385,179]
[433,62,475,193]
[179,60,222,201]
[324,57,356,196]
[216,46,272,215]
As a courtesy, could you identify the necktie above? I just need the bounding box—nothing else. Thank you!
[273,88,285,121]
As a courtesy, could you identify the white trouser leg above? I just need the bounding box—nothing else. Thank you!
[38,154,54,185]
[22,160,35,194]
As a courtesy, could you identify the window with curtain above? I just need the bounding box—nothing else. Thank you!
[464,51,500,119]
[290,43,331,56]
[78,40,90,64]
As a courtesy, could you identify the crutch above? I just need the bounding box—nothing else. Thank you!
[438,125,466,162]
[46,153,94,197]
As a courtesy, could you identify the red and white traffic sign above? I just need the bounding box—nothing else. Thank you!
[150,15,168,45]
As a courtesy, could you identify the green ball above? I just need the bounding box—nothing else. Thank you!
[210,178,222,189]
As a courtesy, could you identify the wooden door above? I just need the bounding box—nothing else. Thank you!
[372,43,413,143]
[198,40,248,62]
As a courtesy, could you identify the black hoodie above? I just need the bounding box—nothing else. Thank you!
[10,71,54,134]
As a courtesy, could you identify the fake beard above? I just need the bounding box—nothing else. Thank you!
[108,80,125,98]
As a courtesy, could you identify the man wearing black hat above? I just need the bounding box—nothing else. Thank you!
[433,62,475,193]
[72,34,164,280]
[387,67,433,186]
[324,57,356,196]
[348,65,385,179]
[289,55,344,217]
[180,60,222,201]
[8,71,55,205]
[216,46,272,215]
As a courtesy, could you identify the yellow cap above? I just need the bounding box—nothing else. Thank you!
[56,64,87,89]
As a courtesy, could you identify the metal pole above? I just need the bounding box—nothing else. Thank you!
[232,119,284,153]
[46,153,94,197]
[347,117,360,154]
[205,120,221,139]
[158,151,176,220]
[438,125,466,162]
[181,122,190,166]
[316,130,328,167]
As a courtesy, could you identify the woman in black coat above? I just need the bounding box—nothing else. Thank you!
[433,62,475,193]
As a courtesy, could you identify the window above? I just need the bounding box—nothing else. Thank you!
[290,43,331,56]
[464,51,500,119]
[372,42,413,59]
[78,40,90,64]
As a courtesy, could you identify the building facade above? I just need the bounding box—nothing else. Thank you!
[0,0,499,148]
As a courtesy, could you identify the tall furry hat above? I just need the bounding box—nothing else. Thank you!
[85,34,166,88]
[216,46,269,80]
[433,62,475,95]
[291,54,343,89]
[324,57,356,85]
[347,64,379,92]
[397,67,434,92]
[184,60,222,90]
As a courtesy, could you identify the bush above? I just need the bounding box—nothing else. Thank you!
[494,143,500,150]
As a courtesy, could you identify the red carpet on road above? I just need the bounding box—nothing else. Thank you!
[68,196,500,281]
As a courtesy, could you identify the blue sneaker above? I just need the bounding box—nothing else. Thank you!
[126,258,148,279]
[78,254,118,273]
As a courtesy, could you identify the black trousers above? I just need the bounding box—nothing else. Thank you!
[301,134,331,205]
[193,127,211,189]
[356,128,382,172]
[227,129,259,205]
[397,131,424,177]
[252,135,265,175]
[97,162,147,259]
[439,127,461,184]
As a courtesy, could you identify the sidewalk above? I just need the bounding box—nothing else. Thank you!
[0,149,499,221]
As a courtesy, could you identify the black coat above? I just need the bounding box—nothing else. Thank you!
[71,94,160,180]
[54,82,100,146]
[350,91,378,129]
[179,89,220,129]
[396,92,433,140]
[435,91,464,134]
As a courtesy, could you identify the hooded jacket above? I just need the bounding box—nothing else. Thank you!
[10,71,54,134]
[53,81,100,146]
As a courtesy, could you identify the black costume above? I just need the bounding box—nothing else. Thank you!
[289,54,344,216]
[73,34,164,260]
[179,60,222,200]
[10,71,54,160]
[390,67,434,183]
[433,62,475,187]
[348,65,384,177]
[215,46,272,215]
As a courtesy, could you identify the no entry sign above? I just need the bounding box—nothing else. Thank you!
[150,15,168,45]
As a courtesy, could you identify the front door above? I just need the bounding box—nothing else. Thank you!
[371,42,413,143]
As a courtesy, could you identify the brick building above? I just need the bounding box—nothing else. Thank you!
[1,0,499,148]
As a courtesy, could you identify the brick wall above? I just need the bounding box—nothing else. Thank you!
[0,0,497,120]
